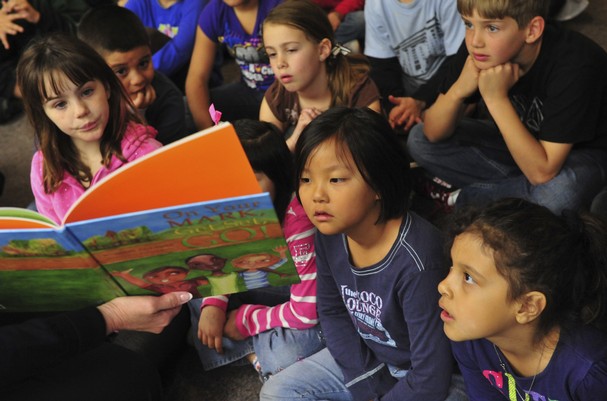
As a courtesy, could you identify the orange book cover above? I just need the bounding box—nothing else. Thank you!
[0,124,300,312]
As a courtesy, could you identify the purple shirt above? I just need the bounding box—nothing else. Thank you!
[452,325,607,401]
[198,0,281,91]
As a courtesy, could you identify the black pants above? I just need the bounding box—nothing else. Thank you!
[4,342,163,401]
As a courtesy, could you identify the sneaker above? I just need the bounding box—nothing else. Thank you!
[410,168,457,206]
[554,0,589,21]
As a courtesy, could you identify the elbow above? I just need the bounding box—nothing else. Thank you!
[527,170,558,186]
[421,125,446,143]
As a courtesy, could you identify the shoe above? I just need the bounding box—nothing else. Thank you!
[554,0,589,21]
[410,168,457,206]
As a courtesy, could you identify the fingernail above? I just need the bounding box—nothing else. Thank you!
[180,293,193,302]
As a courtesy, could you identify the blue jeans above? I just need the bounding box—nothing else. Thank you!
[334,11,365,44]
[260,348,352,401]
[407,120,607,213]
[188,296,325,376]
[260,348,469,401]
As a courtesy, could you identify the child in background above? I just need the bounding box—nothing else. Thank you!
[78,5,189,145]
[439,198,607,400]
[364,0,465,132]
[17,33,162,224]
[407,0,607,214]
[312,0,365,49]
[260,0,381,151]
[260,107,465,401]
[189,119,323,382]
[186,0,281,131]
[123,0,215,91]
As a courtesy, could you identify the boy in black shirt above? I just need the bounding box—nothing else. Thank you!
[407,0,607,213]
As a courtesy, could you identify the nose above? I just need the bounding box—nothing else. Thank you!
[437,271,452,297]
[129,70,146,89]
[312,182,327,203]
[275,53,287,69]
[73,98,89,118]
[470,29,483,48]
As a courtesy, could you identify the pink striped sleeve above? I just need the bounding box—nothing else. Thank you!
[201,295,229,312]
[234,198,318,338]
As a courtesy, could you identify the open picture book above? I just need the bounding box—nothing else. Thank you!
[0,123,300,312]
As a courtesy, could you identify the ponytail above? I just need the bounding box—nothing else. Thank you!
[327,48,370,107]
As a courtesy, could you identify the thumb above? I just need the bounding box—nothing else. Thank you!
[388,95,400,105]
[156,291,193,310]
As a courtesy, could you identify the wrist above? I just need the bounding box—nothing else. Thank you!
[97,302,122,335]
[483,95,511,113]
[446,87,468,104]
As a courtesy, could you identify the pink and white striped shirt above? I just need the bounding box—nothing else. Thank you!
[201,197,318,338]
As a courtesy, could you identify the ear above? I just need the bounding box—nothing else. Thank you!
[514,291,546,324]
[524,16,545,45]
[319,38,332,62]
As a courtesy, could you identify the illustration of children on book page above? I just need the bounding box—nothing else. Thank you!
[112,266,209,297]
[186,253,241,294]
[231,245,292,290]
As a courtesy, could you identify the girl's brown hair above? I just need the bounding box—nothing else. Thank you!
[263,0,370,107]
[17,32,142,193]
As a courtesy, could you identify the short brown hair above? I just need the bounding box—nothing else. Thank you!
[457,0,549,27]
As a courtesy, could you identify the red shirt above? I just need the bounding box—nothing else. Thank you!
[312,0,364,16]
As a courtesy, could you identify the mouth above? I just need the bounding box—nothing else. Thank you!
[79,120,98,132]
[313,211,333,222]
[280,75,293,84]
[440,309,453,322]
[438,300,453,321]
[472,53,489,62]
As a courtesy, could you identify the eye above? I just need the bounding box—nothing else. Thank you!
[487,25,499,32]
[266,51,276,58]
[463,21,473,29]
[464,272,476,285]
[329,178,345,183]
[81,87,94,97]
[114,67,127,77]
[53,100,67,110]
[139,58,150,69]
[300,177,310,184]
[286,47,297,53]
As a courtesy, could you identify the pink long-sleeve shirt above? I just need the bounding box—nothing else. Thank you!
[31,122,162,224]
[202,197,318,338]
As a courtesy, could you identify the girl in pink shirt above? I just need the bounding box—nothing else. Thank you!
[188,119,323,381]
[17,33,162,224]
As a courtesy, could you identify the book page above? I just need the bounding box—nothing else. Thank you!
[0,207,58,229]
[63,123,261,224]
[0,226,126,312]
[66,193,300,298]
